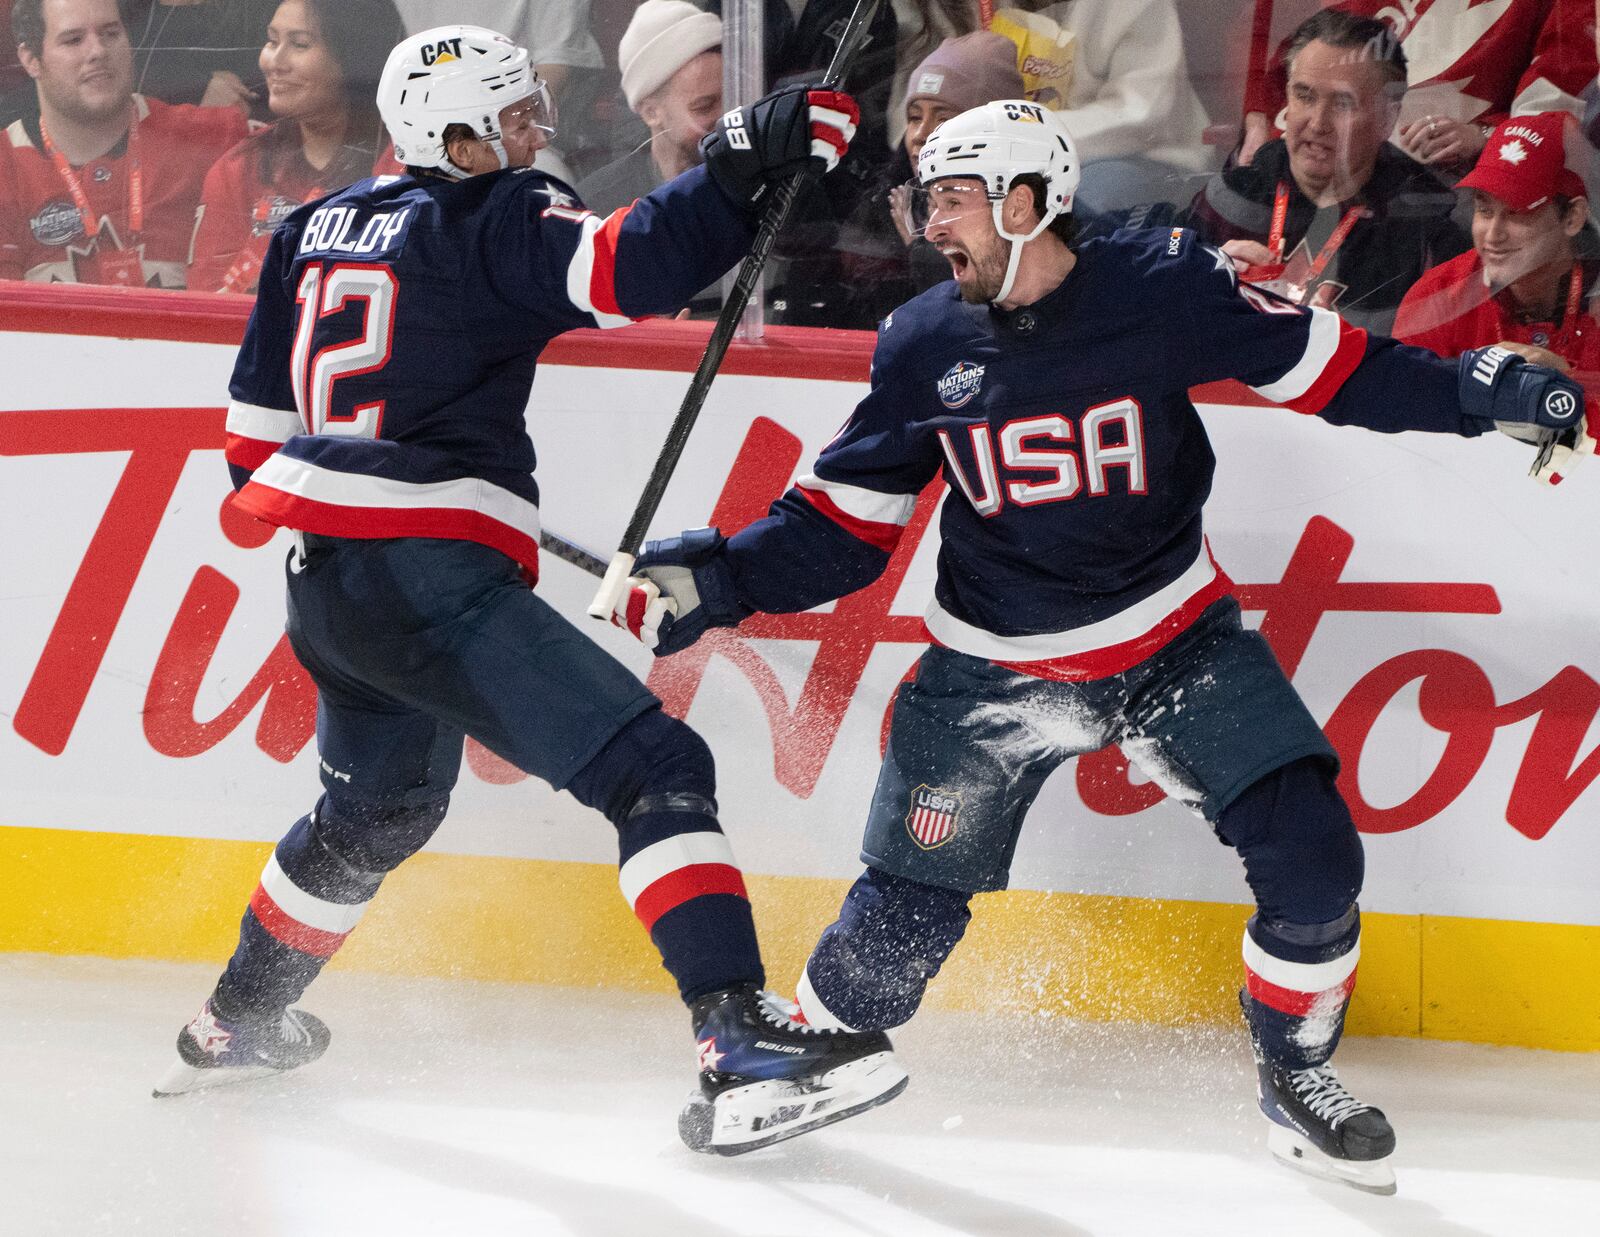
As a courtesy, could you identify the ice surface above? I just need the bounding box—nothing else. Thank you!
[4,955,1595,1236]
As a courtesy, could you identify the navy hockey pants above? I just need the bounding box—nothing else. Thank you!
[212,535,761,1017]
[797,599,1363,1068]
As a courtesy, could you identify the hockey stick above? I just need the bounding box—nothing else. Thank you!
[586,0,883,620]
[540,528,608,578]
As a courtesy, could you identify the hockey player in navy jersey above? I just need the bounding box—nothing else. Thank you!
[153,25,906,1155]
[612,100,1592,1190]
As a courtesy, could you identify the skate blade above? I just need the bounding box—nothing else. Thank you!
[1267,1123,1397,1195]
[689,1050,909,1157]
[152,1059,284,1099]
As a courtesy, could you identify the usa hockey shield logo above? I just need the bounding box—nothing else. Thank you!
[906,785,962,850]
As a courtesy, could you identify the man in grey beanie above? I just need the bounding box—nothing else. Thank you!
[580,0,722,215]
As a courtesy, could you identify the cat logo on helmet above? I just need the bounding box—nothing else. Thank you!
[1001,101,1046,124]
[420,38,463,66]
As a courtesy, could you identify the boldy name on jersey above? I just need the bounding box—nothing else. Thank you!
[298,204,413,259]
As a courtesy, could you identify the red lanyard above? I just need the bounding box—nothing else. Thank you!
[977,0,994,28]
[41,108,142,246]
[1270,181,1365,289]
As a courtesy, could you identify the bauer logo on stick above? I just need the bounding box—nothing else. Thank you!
[906,785,962,849]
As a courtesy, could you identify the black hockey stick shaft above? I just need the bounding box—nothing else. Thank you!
[539,528,608,578]
[586,0,882,619]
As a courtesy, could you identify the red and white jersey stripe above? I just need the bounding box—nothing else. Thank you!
[225,398,305,473]
[234,452,543,578]
[1247,307,1368,415]
[794,474,918,552]
[1242,931,1360,1018]
[248,852,371,958]
[617,831,748,931]
[924,540,1233,682]
[564,206,637,330]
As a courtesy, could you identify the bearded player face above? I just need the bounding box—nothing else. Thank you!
[23,0,135,125]
[922,178,1010,303]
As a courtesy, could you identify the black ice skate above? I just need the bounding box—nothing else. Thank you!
[1256,1054,1397,1194]
[678,986,908,1155]
[153,999,330,1097]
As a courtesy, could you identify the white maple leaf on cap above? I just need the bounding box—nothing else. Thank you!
[1499,139,1528,165]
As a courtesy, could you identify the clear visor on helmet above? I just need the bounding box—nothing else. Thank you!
[499,78,559,145]
[897,178,990,238]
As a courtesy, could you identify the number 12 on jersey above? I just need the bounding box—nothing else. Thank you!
[290,261,398,438]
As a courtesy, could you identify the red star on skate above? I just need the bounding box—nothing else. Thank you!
[696,1036,725,1071]
[191,1008,233,1058]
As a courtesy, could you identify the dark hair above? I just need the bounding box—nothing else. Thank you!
[300,0,405,124]
[1014,172,1078,246]
[14,0,134,57]
[1286,9,1408,88]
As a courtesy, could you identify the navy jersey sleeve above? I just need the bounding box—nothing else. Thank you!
[723,318,944,613]
[488,165,755,329]
[1161,229,1481,437]
[223,226,305,490]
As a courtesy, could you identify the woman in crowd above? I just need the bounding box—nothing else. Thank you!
[187,0,404,293]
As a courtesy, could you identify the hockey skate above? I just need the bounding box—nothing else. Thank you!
[1256,1054,1397,1194]
[678,986,908,1156]
[153,999,330,1098]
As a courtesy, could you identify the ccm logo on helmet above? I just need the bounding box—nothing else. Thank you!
[420,37,463,66]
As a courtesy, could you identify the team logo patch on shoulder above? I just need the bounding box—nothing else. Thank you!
[906,784,962,850]
[30,200,82,247]
[937,361,985,409]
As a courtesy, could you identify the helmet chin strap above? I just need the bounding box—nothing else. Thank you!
[989,199,1056,305]
[441,130,510,179]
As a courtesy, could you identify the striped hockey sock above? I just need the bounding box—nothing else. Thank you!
[1241,909,1360,1069]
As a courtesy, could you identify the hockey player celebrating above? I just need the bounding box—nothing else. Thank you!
[153,26,904,1156]
[612,100,1592,1190]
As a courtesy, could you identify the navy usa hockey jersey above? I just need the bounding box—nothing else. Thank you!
[223,165,754,579]
[722,227,1484,680]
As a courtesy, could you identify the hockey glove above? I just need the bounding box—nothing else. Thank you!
[610,527,749,655]
[700,83,859,211]
[1459,346,1593,485]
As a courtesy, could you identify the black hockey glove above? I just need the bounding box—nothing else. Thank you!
[700,83,859,211]
[1458,346,1594,485]
[609,527,750,655]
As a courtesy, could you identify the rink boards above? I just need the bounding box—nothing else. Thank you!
[2,282,1598,1051]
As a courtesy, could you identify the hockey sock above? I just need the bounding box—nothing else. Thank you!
[617,793,762,1003]
[213,794,445,1018]
[569,709,763,1003]
[1240,905,1361,1070]
[798,866,972,1032]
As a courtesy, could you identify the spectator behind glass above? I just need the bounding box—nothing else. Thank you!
[1,0,247,285]
[125,0,277,119]
[1237,0,1596,170]
[1024,0,1210,215]
[1188,8,1468,335]
[577,0,720,216]
[887,32,1022,295]
[1396,112,1599,385]
[187,0,404,294]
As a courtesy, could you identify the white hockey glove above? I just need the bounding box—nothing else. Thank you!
[610,566,698,651]
[610,528,748,654]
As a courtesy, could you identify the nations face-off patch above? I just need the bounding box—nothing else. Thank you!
[906,784,962,849]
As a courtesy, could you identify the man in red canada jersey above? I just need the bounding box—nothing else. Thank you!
[1,0,247,286]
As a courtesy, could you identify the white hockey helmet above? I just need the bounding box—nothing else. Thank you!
[917,99,1080,302]
[377,26,555,178]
